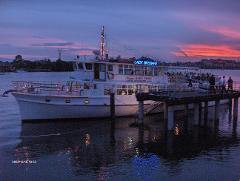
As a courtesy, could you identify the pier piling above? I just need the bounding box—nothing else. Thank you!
[194,103,199,126]
[233,97,238,121]
[136,90,240,131]
[204,101,208,126]
[215,100,220,121]
[199,102,202,126]
[214,100,220,128]
[184,104,189,132]
[229,99,233,121]
[138,100,144,125]
[110,93,115,120]
[163,103,168,130]
[167,106,174,130]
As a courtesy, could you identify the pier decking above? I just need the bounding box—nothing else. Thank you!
[135,90,240,130]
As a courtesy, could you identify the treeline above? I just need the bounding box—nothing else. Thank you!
[161,59,240,69]
[2,55,240,72]
[12,59,74,72]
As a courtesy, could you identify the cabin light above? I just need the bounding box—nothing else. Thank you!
[174,124,180,136]
[84,99,89,104]
[128,137,133,146]
[85,133,91,146]
[135,148,139,155]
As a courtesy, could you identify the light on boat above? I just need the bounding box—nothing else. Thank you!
[84,99,89,104]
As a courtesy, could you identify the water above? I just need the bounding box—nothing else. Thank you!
[0,70,240,181]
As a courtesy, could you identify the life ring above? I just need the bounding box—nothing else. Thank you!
[107,72,114,80]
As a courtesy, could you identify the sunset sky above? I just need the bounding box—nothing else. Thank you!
[0,0,240,61]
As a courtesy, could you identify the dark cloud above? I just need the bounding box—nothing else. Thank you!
[32,42,74,47]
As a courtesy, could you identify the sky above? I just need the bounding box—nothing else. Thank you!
[0,0,240,61]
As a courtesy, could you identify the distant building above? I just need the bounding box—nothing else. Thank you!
[15,55,23,61]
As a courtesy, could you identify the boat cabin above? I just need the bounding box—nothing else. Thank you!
[72,58,168,84]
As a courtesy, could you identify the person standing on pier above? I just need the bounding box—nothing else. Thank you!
[209,75,215,93]
[228,76,233,91]
[220,76,226,93]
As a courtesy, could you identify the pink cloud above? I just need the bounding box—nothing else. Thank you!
[207,26,240,39]
[174,44,240,58]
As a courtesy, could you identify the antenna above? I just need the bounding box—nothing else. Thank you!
[100,26,105,60]
[58,49,62,60]
[100,26,109,60]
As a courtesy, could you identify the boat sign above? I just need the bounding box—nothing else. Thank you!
[134,59,158,66]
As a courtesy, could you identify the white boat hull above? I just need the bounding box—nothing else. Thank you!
[12,93,229,121]
[17,101,141,120]
[13,93,156,120]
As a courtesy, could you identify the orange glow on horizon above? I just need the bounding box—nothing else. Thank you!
[174,44,240,58]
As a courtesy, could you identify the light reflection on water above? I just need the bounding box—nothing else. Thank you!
[0,71,240,180]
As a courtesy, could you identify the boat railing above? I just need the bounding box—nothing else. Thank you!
[11,80,201,97]
[12,81,88,96]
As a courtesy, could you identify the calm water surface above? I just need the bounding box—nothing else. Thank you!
[0,70,240,181]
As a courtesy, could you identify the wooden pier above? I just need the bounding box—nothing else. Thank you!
[136,90,240,130]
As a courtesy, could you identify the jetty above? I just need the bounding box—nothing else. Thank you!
[135,89,240,130]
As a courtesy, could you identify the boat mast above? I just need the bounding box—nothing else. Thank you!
[100,26,108,61]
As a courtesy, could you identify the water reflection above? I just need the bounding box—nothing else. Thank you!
[13,103,240,180]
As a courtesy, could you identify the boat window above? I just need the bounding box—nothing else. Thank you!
[153,68,158,76]
[149,85,158,92]
[117,85,127,95]
[84,83,90,89]
[108,64,113,71]
[104,85,112,95]
[104,89,111,95]
[154,67,162,76]
[73,62,78,70]
[127,85,134,95]
[119,65,123,75]
[124,65,134,75]
[78,63,83,70]
[85,63,93,70]
[135,66,144,76]
[145,67,153,76]
[65,99,71,103]
[100,64,106,72]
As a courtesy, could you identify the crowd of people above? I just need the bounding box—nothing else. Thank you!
[165,71,234,92]
[208,75,233,92]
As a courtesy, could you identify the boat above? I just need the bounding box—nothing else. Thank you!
[9,27,199,121]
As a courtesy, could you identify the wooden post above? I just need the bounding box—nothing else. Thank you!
[204,101,208,126]
[167,106,174,130]
[110,93,115,120]
[184,104,189,132]
[199,102,202,126]
[214,100,220,128]
[215,100,220,121]
[229,98,232,122]
[193,103,199,126]
[233,97,238,121]
[163,103,168,130]
[138,100,144,125]
[110,93,116,144]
